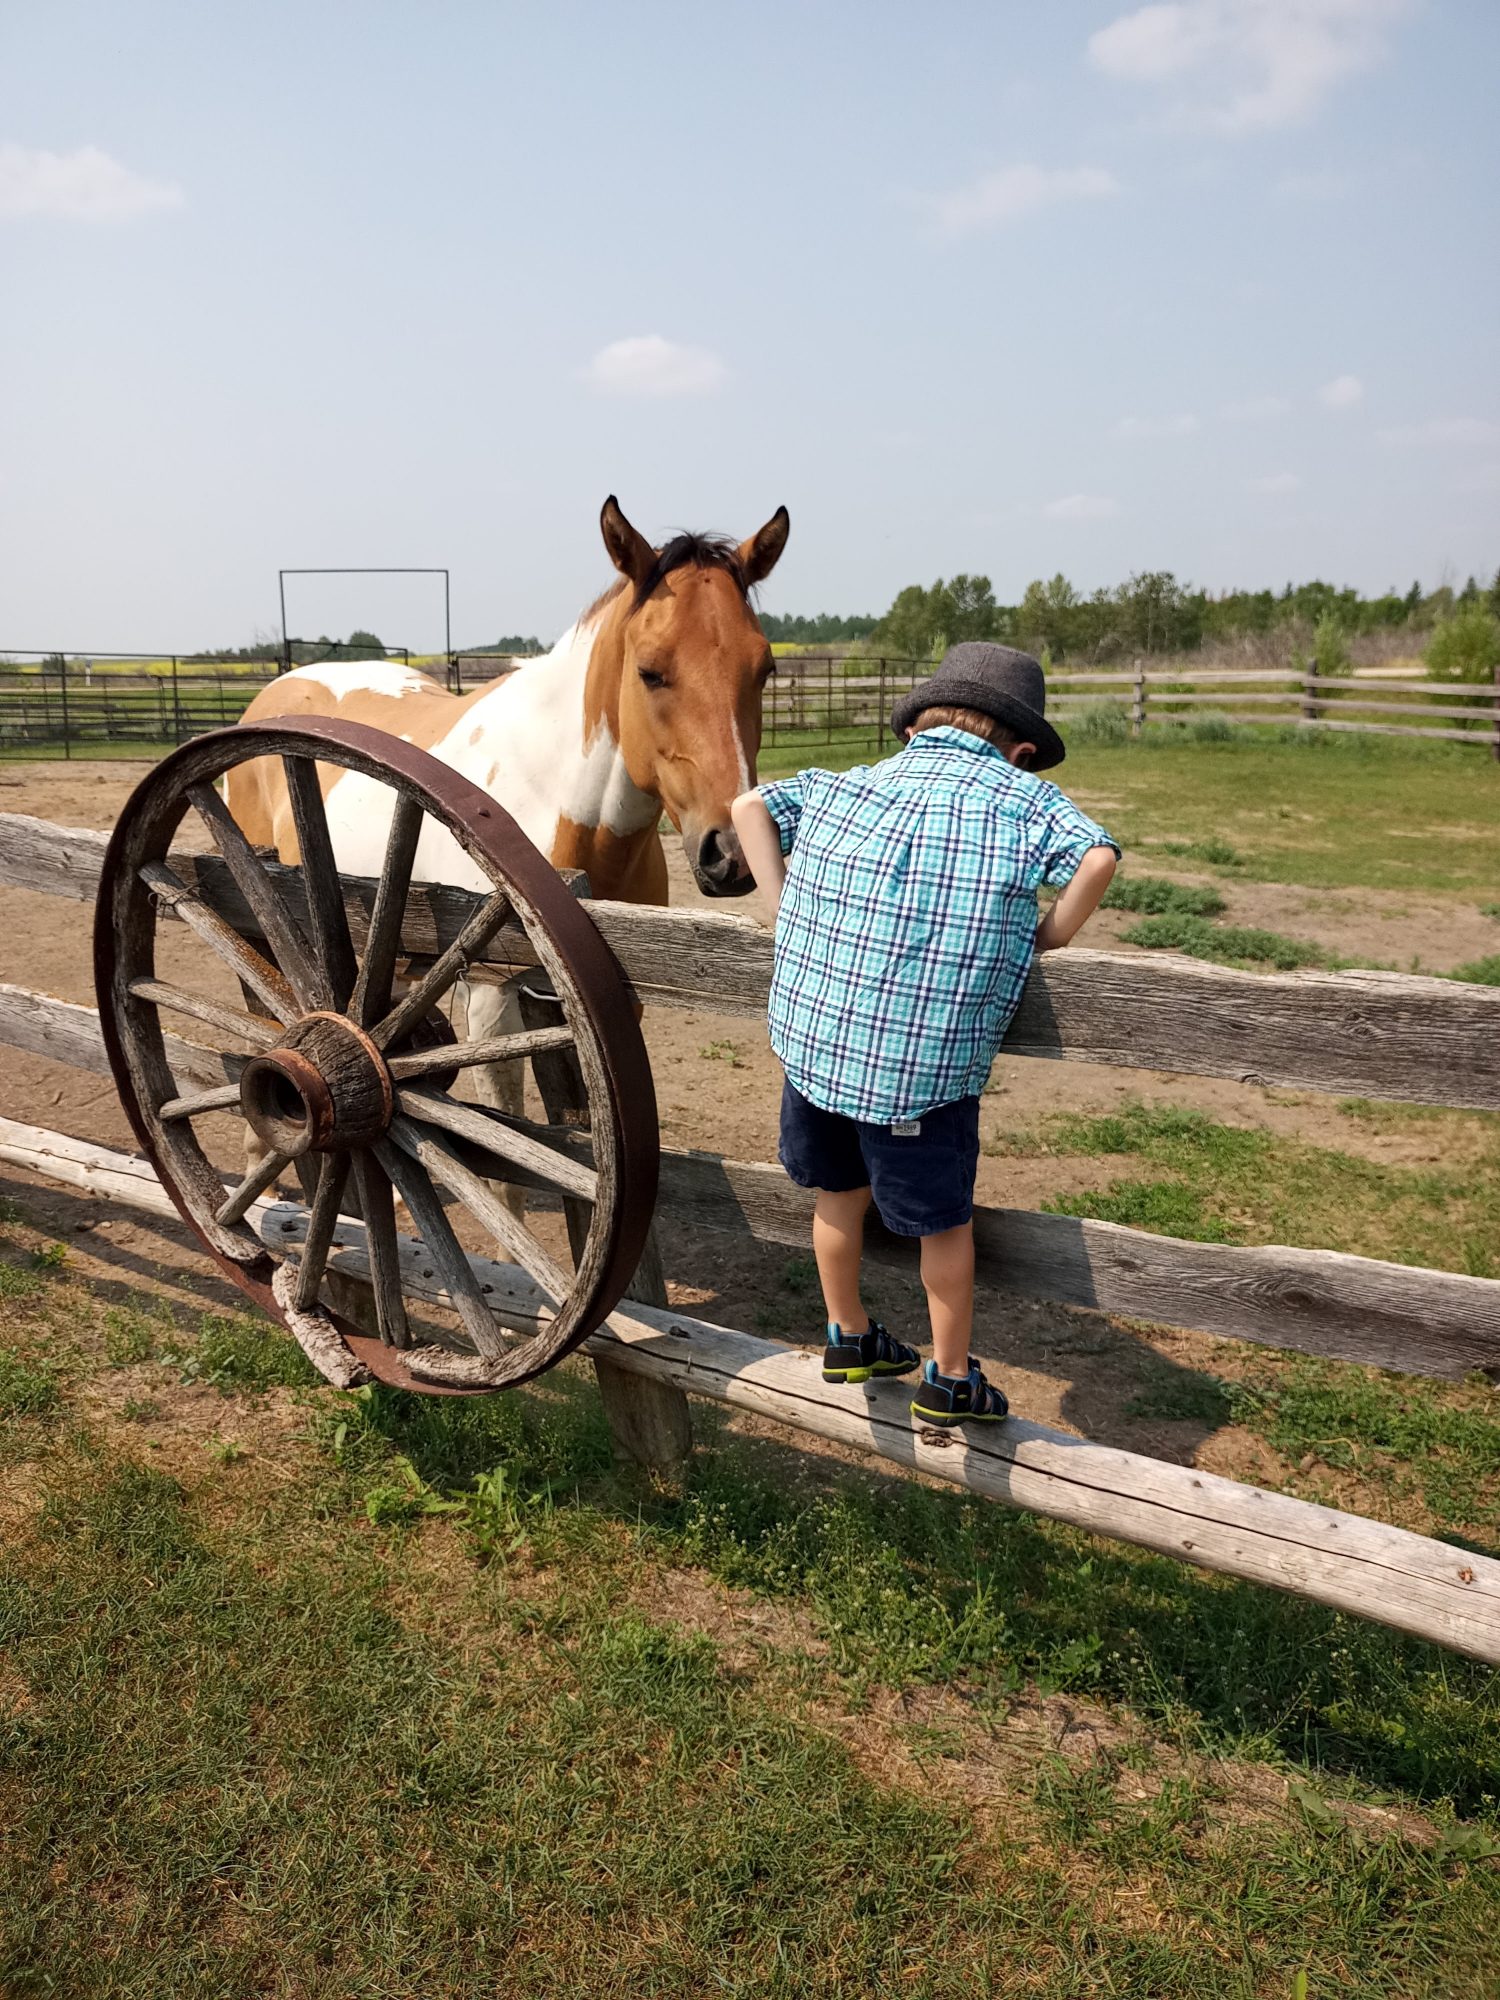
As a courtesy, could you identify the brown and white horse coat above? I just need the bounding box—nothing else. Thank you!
[227,497,788,1172]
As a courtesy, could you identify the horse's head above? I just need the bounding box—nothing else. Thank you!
[592,495,788,897]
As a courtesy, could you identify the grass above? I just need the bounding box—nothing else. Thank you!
[2,1220,1499,1994]
[1451,954,1500,986]
[994,1098,1500,1277]
[1100,875,1226,918]
[1118,913,1332,970]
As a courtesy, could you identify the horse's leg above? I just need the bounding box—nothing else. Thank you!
[456,975,528,1225]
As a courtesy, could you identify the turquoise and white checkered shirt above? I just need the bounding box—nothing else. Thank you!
[759,727,1119,1123]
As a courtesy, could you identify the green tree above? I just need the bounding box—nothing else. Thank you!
[1017,574,1078,657]
[343,629,386,659]
[1312,612,1353,678]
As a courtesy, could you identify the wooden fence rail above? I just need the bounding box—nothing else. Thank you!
[4,807,1500,1658]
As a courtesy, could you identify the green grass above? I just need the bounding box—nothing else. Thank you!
[995,1099,1500,1276]
[1451,954,1500,986]
[1119,914,1332,970]
[1101,875,1226,918]
[1,1242,1499,1995]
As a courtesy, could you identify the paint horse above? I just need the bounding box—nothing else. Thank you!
[227,495,789,1194]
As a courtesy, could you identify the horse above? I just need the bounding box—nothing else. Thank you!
[225,494,789,1193]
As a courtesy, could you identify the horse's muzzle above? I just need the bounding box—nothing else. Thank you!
[690,824,755,898]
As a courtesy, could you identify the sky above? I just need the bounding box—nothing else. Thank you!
[1,0,1497,654]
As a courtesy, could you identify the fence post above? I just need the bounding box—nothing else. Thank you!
[1492,661,1499,763]
[171,657,183,744]
[58,658,71,760]
[1130,659,1145,738]
[1301,663,1320,728]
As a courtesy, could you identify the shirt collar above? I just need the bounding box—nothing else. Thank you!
[904,724,1010,764]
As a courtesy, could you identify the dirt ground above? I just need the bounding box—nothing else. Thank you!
[0,758,1489,1485]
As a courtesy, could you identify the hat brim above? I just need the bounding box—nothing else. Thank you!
[890,678,1066,770]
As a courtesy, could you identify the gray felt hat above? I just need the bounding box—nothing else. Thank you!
[890,641,1065,770]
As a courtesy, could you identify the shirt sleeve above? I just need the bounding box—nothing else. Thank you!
[757,773,806,856]
[1037,792,1121,887]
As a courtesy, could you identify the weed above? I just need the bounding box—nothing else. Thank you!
[0,1262,44,1304]
[176,1312,316,1394]
[1157,836,1244,868]
[1067,699,1130,746]
[0,1196,22,1224]
[781,1256,818,1294]
[103,1302,168,1366]
[0,1346,58,1419]
[28,1242,67,1273]
[120,1397,160,1423]
[205,1438,247,1466]
[1450,954,1500,986]
[1122,913,1331,970]
[699,1039,745,1067]
[1102,875,1226,918]
[1481,903,1500,921]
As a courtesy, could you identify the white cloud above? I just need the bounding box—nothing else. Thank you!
[1319,373,1364,410]
[924,163,1119,238]
[0,142,183,221]
[1043,493,1121,521]
[1376,416,1500,447]
[1248,471,1302,493]
[1114,412,1199,439]
[1221,394,1291,422]
[1087,2,1411,136]
[582,335,728,399]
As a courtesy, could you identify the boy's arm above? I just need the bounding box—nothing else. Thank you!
[1035,844,1116,952]
[730,791,788,919]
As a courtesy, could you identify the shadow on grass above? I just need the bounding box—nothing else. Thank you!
[351,1361,1500,1821]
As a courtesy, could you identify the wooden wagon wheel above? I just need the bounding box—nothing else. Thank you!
[93,717,659,1396]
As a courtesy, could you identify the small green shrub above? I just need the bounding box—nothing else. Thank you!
[1426,603,1500,683]
[1449,955,1500,986]
[1158,837,1243,868]
[1067,700,1130,746]
[1312,613,1353,679]
[1122,915,1330,970]
[1102,875,1226,918]
[1182,713,1235,743]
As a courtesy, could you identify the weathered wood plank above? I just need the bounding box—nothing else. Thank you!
[3,985,1498,1381]
[652,1151,1500,1383]
[2,1117,1497,1664]
[4,810,1496,1109]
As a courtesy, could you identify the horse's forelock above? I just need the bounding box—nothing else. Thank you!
[581,532,752,628]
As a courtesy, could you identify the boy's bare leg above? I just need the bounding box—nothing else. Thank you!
[812,1186,872,1334]
[921,1222,975,1377]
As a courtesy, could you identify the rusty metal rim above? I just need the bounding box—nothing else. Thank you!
[94,717,660,1393]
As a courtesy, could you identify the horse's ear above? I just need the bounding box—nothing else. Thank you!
[738,506,790,587]
[600,495,655,587]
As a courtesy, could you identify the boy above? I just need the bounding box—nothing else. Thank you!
[730,642,1119,1428]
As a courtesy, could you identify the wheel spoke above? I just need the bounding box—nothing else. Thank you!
[388,1114,571,1305]
[158,1080,245,1121]
[374,1139,508,1358]
[282,755,359,1011]
[187,781,323,1007]
[349,793,425,1029]
[352,1152,409,1348]
[386,1023,576,1080]
[129,977,280,1049]
[371,888,513,1051]
[396,1088,596,1201]
[215,1148,291,1227]
[140,860,298,1023]
[294,1154,352,1311]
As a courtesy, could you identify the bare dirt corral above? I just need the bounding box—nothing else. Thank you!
[0,758,1487,1486]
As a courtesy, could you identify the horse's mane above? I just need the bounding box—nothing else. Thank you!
[580,532,749,627]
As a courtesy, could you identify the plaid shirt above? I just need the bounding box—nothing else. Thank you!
[758,728,1119,1123]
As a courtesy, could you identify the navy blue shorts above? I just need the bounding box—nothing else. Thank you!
[778,1079,981,1238]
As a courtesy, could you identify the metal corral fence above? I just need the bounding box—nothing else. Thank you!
[4,646,1498,760]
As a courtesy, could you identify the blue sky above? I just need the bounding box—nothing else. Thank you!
[1,1,1496,652]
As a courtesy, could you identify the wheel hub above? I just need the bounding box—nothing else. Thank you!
[239,1010,393,1158]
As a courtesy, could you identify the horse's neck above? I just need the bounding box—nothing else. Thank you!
[468,608,664,899]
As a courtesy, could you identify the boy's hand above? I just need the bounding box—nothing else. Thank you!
[1035,845,1117,952]
[730,791,787,921]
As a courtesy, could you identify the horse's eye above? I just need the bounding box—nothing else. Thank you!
[638,667,667,690]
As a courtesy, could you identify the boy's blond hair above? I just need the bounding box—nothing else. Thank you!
[906,704,1030,760]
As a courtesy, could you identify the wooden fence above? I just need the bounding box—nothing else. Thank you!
[2,808,1499,1661]
[763,657,1500,755]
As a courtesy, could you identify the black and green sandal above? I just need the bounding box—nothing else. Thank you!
[911,1360,1010,1427]
[822,1320,920,1385]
